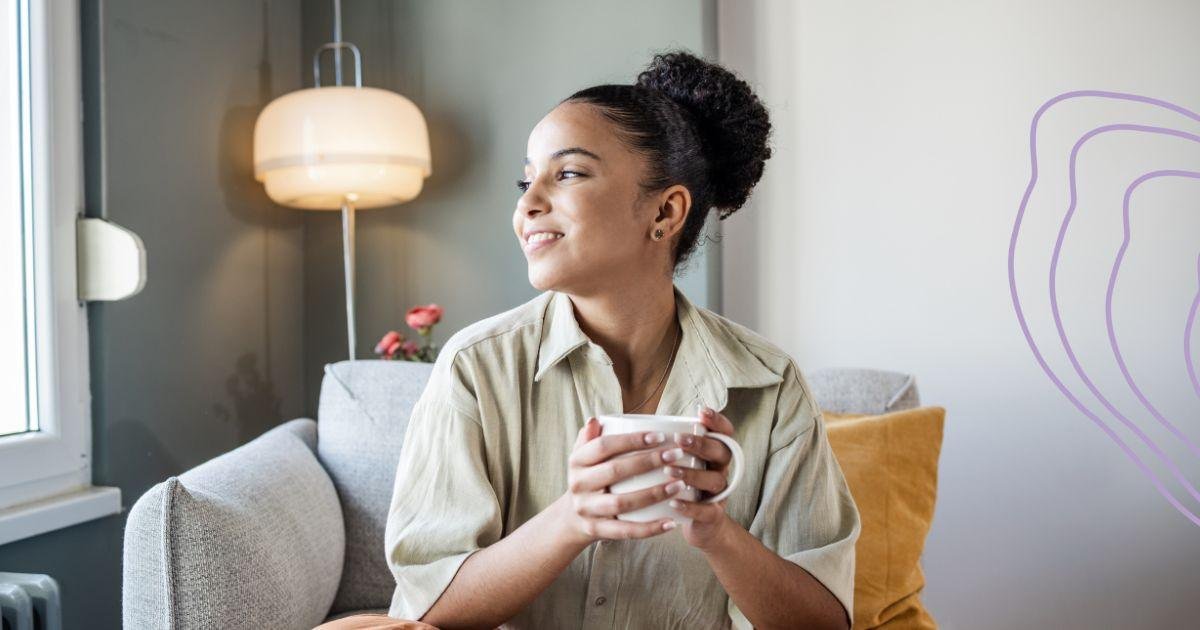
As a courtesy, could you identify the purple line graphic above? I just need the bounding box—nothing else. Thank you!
[1058,128,1200,503]
[1011,90,1200,528]
[1107,170,1200,468]
[1189,253,1200,400]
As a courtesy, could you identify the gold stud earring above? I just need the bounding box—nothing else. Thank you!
[653,228,664,241]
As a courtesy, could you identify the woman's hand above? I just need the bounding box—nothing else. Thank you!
[560,417,689,546]
[665,405,737,550]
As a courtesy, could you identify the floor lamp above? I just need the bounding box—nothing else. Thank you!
[252,0,431,360]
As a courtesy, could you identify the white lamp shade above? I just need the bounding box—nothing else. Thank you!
[253,86,432,210]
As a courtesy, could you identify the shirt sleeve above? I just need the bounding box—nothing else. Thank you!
[384,349,504,621]
[728,360,862,630]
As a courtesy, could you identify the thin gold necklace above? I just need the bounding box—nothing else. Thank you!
[625,321,681,414]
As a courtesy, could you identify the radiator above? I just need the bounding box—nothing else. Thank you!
[0,573,61,630]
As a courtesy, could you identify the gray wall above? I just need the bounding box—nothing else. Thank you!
[301,0,720,413]
[0,1,718,628]
[0,1,306,628]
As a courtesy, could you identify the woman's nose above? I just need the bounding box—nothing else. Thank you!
[518,192,548,217]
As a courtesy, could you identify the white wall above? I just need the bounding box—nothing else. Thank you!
[718,1,1200,627]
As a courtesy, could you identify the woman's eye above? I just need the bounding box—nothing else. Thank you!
[516,171,583,193]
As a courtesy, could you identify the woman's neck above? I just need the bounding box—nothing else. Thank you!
[566,281,680,395]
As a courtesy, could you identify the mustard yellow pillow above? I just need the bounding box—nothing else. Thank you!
[823,406,945,630]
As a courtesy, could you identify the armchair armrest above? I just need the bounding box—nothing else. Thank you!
[122,418,345,630]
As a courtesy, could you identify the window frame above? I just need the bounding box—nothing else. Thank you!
[0,0,119,545]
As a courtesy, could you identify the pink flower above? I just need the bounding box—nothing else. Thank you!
[406,304,444,331]
[386,340,402,358]
[375,330,403,355]
[401,340,420,358]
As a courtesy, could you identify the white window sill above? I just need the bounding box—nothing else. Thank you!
[0,485,122,547]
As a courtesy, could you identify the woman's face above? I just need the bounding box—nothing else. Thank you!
[513,101,669,295]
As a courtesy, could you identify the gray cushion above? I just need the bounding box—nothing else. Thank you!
[806,367,921,415]
[317,360,435,613]
[122,418,344,630]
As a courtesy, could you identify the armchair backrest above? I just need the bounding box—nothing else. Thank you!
[315,360,922,615]
[806,367,921,415]
[316,359,435,615]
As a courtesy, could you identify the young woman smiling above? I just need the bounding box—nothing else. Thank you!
[319,50,860,630]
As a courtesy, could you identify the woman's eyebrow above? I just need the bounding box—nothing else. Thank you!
[524,147,603,165]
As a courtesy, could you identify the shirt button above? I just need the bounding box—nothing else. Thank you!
[594,596,607,606]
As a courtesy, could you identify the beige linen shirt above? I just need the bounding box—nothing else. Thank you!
[385,284,861,629]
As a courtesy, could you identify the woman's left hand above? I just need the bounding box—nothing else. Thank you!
[666,404,737,550]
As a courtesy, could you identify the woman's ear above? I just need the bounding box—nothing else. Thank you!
[654,184,691,237]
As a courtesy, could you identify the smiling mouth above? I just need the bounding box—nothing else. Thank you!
[524,232,564,252]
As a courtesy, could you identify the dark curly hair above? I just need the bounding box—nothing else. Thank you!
[562,49,773,274]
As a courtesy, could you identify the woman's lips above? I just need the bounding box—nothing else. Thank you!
[524,234,563,254]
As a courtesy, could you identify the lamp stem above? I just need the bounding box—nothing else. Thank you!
[332,0,343,85]
[341,197,357,360]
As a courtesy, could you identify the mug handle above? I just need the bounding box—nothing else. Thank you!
[700,432,744,504]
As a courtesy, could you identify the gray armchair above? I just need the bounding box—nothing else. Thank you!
[121,360,918,629]
[805,367,921,415]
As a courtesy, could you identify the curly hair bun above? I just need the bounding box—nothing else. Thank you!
[635,50,772,218]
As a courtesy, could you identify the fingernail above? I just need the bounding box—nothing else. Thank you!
[696,403,705,416]
[680,435,694,447]
[664,465,684,478]
[666,480,685,494]
[662,447,684,462]
[662,520,676,531]
[644,431,665,445]
[669,499,683,509]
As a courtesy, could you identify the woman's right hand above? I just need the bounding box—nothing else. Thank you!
[560,416,689,545]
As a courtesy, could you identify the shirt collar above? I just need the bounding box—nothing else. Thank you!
[533,285,782,412]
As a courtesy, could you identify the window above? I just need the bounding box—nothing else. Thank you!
[0,0,119,547]
[1,0,38,442]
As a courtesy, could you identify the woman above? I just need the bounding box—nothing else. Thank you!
[319,50,860,630]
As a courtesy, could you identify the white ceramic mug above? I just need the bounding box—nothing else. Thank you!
[596,414,744,525]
